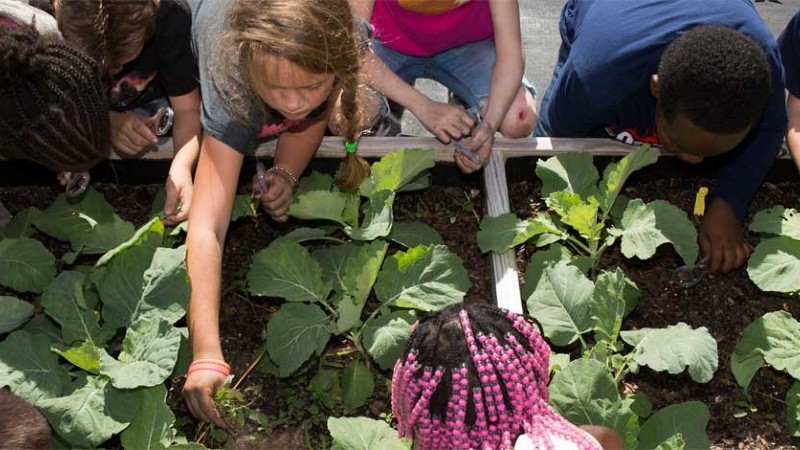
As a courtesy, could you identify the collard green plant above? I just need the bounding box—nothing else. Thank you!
[747,206,800,294]
[247,149,470,408]
[0,193,197,449]
[474,148,712,447]
[731,311,800,437]
[477,147,698,274]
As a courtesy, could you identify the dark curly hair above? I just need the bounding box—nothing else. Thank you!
[658,25,771,134]
[0,24,110,172]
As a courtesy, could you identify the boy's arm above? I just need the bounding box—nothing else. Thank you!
[786,93,800,173]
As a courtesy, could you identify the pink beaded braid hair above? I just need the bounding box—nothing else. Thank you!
[392,303,602,450]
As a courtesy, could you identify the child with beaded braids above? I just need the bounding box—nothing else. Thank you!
[182,0,370,428]
[394,303,623,450]
[0,19,109,175]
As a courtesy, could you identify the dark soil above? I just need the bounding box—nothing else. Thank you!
[2,169,799,449]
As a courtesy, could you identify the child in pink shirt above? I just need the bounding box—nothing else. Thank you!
[332,0,537,174]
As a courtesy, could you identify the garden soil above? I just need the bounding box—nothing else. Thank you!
[1,168,798,449]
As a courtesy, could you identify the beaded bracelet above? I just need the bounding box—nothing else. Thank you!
[267,165,299,186]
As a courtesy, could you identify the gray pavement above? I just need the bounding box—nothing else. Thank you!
[400,0,800,136]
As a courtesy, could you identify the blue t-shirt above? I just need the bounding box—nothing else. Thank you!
[535,0,787,221]
[779,11,800,97]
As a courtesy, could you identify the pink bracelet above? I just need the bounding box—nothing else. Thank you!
[186,366,231,378]
[190,359,231,370]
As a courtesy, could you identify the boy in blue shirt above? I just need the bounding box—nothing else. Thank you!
[779,11,800,173]
[535,0,786,275]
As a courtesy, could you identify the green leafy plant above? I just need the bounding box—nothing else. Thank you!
[477,146,698,274]
[327,416,410,450]
[477,148,714,448]
[247,149,471,408]
[731,311,800,437]
[746,206,800,294]
[0,191,198,449]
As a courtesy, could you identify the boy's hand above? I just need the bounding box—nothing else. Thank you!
[252,171,295,222]
[109,111,157,156]
[699,198,753,274]
[415,100,475,143]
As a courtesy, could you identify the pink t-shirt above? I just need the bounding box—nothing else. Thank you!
[371,0,494,57]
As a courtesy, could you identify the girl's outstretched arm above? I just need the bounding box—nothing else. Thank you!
[183,133,243,429]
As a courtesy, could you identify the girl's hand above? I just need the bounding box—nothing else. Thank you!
[163,167,193,225]
[252,169,296,222]
[110,111,158,156]
[183,369,228,429]
[415,100,476,143]
[455,121,494,174]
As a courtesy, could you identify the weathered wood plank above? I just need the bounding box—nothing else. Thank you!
[483,149,524,313]
[127,136,638,160]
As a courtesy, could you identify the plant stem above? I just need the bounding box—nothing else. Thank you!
[565,235,592,256]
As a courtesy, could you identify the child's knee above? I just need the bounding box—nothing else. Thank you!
[0,389,51,450]
[499,103,537,138]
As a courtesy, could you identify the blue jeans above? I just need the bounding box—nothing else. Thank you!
[372,39,536,114]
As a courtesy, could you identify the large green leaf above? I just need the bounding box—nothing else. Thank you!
[527,262,594,346]
[273,227,331,246]
[0,206,40,238]
[0,296,33,333]
[342,359,374,409]
[52,340,101,374]
[610,199,698,265]
[33,189,134,258]
[597,146,658,214]
[0,331,72,403]
[21,316,63,346]
[121,384,177,450]
[536,152,599,198]
[363,310,416,370]
[37,376,142,448]
[374,245,469,311]
[99,245,189,328]
[346,190,394,241]
[592,269,632,343]
[638,402,710,450]
[749,206,800,240]
[522,244,573,300]
[100,316,181,389]
[0,237,56,293]
[42,271,104,344]
[359,148,436,197]
[787,381,800,437]
[328,416,410,450]
[33,188,115,246]
[249,240,332,303]
[289,190,351,225]
[477,213,558,254]
[266,303,331,377]
[731,311,800,392]
[94,217,164,268]
[747,237,800,293]
[388,221,443,248]
[621,323,718,383]
[548,359,638,444]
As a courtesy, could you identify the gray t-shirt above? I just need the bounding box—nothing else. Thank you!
[189,0,285,154]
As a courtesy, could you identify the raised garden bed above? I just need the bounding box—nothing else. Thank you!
[1,138,798,449]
